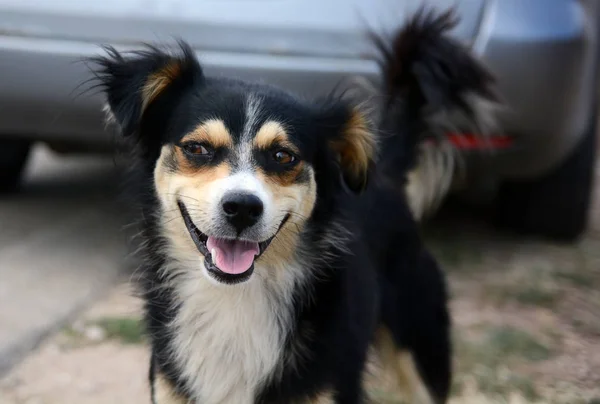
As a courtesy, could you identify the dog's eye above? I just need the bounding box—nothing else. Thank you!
[273,150,296,165]
[183,142,211,156]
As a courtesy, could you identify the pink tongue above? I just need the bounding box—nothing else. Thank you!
[206,237,260,274]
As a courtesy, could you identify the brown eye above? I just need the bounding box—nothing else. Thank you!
[273,150,296,165]
[183,142,211,156]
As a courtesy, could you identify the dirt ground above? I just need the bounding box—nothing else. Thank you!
[1,168,599,404]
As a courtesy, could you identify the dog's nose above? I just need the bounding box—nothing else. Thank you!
[222,192,264,233]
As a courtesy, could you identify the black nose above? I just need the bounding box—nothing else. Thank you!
[222,192,264,233]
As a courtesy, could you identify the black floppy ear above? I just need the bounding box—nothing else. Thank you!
[320,102,377,193]
[91,41,203,140]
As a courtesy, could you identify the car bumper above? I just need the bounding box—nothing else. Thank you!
[469,0,599,181]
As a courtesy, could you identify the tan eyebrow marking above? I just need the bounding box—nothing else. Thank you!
[181,119,233,148]
[253,121,299,153]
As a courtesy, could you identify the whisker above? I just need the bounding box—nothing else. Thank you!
[167,193,203,204]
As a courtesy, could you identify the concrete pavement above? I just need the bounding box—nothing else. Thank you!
[0,146,131,375]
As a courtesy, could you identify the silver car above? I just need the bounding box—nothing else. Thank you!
[0,0,598,241]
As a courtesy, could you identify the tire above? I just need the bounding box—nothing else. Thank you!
[0,138,32,194]
[494,111,597,242]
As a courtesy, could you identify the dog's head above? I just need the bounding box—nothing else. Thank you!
[94,43,376,285]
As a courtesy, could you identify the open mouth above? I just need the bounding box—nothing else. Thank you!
[177,201,289,284]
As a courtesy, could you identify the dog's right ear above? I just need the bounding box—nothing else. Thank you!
[91,41,203,141]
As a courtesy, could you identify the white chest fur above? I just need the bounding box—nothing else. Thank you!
[168,262,301,404]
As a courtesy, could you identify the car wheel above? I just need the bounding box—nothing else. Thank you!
[494,110,597,242]
[0,138,32,193]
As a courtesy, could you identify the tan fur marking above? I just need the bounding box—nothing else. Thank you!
[253,121,304,187]
[254,167,316,267]
[154,146,174,196]
[253,121,299,153]
[258,162,306,187]
[330,109,376,190]
[173,148,232,178]
[142,61,182,112]
[308,390,336,403]
[182,119,233,148]
[154,145,231,231]
[153,373,189,404]
[374,327,435,404]
[405,141,456,221]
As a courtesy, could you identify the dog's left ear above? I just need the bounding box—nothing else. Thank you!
[321,104,377,193]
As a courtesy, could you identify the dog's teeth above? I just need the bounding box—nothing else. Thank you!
[211,248,216,258]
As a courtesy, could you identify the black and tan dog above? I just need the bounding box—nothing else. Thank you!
[93,8,495,404]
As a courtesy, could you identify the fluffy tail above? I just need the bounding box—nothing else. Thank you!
[371,8,499,220]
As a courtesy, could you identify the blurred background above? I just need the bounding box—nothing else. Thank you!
[0,0,599,403]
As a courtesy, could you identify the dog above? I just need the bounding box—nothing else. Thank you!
[92,8,496,404]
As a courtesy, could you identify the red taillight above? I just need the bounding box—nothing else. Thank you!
[445,133,513,150]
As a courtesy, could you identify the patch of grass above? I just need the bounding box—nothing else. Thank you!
[515,376,541,401]
[554,271,595,288]
[487,327,552,362]
[453,327,551,401]
[94,317,145,344]
[571,317,600,337]
[486,281,561,309]
[543,327,563,345]
[512,286,561,308]
[62,326,82,339]
[476,371,540,401]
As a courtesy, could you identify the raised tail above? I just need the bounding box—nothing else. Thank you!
[371,8,499,220]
